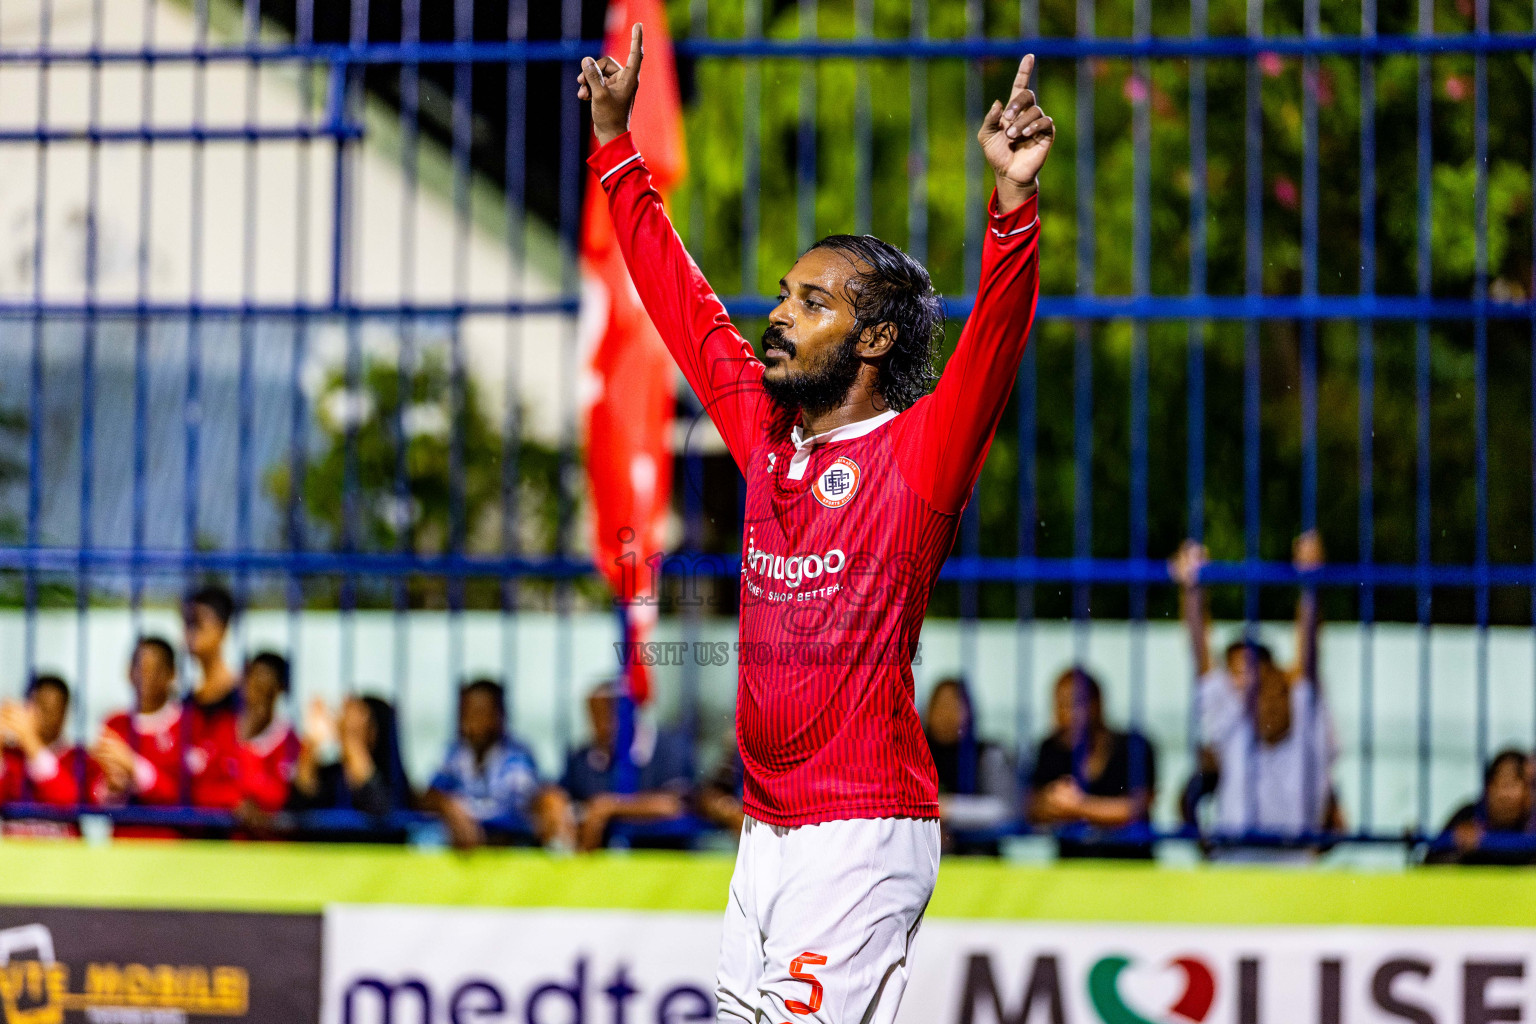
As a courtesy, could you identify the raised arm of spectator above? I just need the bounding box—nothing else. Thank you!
[286,697,335,809]
[1292,530,1324,688]
[1169,540,1213,677]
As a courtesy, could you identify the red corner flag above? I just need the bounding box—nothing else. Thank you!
[580,0,686,705]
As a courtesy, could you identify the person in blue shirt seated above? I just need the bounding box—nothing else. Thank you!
[421,679,575,851]
[562,681,694,851]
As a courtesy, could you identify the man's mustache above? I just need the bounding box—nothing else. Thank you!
[762,326,795,357]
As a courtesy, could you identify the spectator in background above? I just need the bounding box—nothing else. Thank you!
[288,694,412,816]
[0,675,96,809]
[230,652,301,814]
[421,679,574,851]
[562,681,693,851]
[1029,667,1157,859]
[924,677,1018,853]
[696,735,745,837]
[184,584,239,717]
[1170,531,1327,757]
[1430,750,1536,866]
[181,585,242,808]
[1207,646,1338,856]
[1171,532,1341,855]
[94,637,202,807]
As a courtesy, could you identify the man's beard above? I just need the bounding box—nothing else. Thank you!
[760,324,863,415]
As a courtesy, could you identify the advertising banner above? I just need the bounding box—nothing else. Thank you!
[0,906,321,1024]
[324,905,1536,1024]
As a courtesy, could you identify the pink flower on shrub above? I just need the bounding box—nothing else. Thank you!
[1123,74,1149,104]
[1258,52,1285,78]
[1273,176,1299,210]
[1443,74,1470,102]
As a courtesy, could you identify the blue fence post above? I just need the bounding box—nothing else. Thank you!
[1415,0,1435,836]
[1357,0,1378,833]
[503,0,530,739]
[909,0,928,265]
[1071,0,1094,664]
[797,0,818,255]
[1241,0,1265,834]
[554,0,584,766]
[1014,0,1040,776]
[1473,0,1492,778]
[1128,0,1152,807]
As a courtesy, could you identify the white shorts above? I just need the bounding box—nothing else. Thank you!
[715,815,941,1024]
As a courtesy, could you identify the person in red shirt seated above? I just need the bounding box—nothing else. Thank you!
[1,675,96,808]
[232,652,300,813]
[93,636,232,810]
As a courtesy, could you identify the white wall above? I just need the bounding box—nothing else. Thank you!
[0,0,574,442]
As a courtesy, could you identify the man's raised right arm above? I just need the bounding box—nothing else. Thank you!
[579,25,765,473]
[587,134,765,472]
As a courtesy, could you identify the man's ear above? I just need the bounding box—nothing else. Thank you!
[858,322,897,359]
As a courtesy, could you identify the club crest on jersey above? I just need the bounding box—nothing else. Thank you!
[812,456,861,509]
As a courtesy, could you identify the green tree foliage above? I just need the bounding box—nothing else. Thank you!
[267,347,564,606]
[666,0,1536,623]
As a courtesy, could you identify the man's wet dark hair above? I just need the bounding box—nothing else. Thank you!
[26,674,69,704]
[809,234,944,412]
[461,677,507,719]
[248,651,291,693]
[135,636,176,672]
[185,583,235,627]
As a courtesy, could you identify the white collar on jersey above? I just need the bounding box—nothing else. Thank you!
[133,700,182,734]
[786,409,898,481]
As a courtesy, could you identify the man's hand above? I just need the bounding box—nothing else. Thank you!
[0,703,43,758]
[441,798,486,853]
[1293,529,1325,572]
[92,731,136,793]
[576,23,644,148]
[978,54,1055,213]
[1169,539,1210,590]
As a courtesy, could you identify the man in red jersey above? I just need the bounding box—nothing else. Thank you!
[579,28,1052,1024]
[0,675,96,807]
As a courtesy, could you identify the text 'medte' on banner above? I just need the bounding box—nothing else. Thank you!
[323,906,1536,1024]
[0,905,321,1024]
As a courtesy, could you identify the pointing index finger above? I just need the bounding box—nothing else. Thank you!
[626,22,645,73]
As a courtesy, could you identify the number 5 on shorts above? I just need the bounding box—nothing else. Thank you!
[785,952,828,1015]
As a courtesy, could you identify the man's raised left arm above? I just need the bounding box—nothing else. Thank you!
[894,55,1055,514]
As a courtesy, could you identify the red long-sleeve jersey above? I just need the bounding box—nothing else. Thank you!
[233,720,300,813]
[1,745,95,805]
[99,703,235,808]
[590,133,1040,826]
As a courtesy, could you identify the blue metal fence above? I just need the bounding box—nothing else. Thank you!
[0,0,1532,848]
